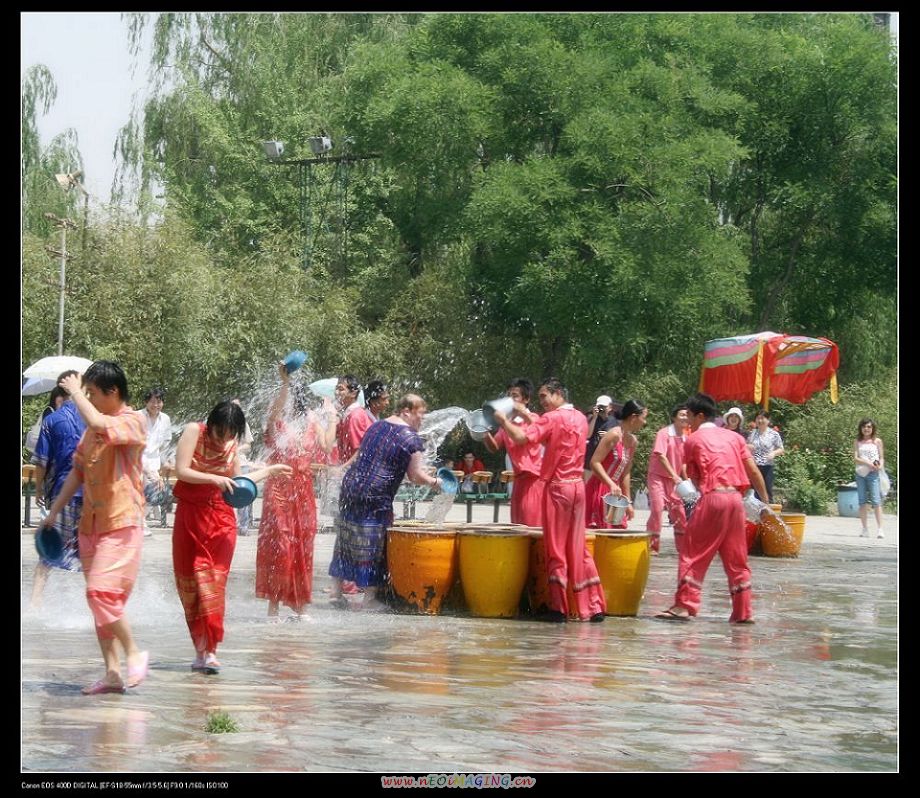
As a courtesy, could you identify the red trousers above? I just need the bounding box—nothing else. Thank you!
[674,491,752,622]
[646,474,687,552]
[542,481,606,619]
[172,481,237,653]
[510,472,544,527]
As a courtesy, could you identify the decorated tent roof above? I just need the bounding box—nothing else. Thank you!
[699,331,840,409]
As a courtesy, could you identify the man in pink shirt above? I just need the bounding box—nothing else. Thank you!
[494,378,606,623]
[334,375,372,465]
[483,378,544,526]
[656,393,768,624]
[645,404,689,555]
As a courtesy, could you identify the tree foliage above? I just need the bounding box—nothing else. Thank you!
[21,65,85,236]
[24,13,897,464]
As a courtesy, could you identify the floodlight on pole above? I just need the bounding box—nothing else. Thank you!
[261,134,378,270]
[307,136,334,155]
[262,140,285,159]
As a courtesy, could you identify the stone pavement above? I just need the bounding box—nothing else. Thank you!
[21,497,898,775]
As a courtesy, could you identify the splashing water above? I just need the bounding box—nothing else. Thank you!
[423,492,456,525]
[418,407,471,466]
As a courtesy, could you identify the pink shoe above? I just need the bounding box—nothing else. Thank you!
[82,679,126,695]
[126,651,149,688]
[341,581,362,595]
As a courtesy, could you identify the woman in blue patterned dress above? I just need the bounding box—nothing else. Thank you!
[329,394,439,611]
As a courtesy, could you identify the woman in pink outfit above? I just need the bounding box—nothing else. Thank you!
[255,364,335,620]
[585,400,648,529]
[645,405,690,553]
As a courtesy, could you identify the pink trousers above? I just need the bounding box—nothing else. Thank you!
[80,523,144,640]
[646,474,687,552]
[542,481,606,619]
[673,491,752,622]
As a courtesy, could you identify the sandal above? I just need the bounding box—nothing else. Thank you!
[82,678,126,695]
[126,651,149,688]
[654,607,692,622]
[202,653,221,675]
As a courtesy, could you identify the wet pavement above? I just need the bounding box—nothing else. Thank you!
[21,501,898,774]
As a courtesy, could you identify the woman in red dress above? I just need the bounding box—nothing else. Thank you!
[256,364,335,621]
[172,401,290,674]
[584,400,648,529]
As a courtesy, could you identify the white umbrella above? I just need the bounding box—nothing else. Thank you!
[308,378,337,398]
[22,355,93,395]
[307,378,363,406]
[22,376,56,396]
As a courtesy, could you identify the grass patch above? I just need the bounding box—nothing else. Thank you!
[205,710,240,734]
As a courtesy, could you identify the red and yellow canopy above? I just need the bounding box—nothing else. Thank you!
[699,332,840,410]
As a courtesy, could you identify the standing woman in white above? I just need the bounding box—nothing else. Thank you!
[854,418,885,539]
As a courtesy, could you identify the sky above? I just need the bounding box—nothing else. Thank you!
[20,12,153,201]
[21,11,898,207]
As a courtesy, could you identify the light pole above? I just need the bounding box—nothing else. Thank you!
[43,212,76,356]
[55,171,90,255]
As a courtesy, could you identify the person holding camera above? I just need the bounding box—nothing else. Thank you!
[584,395,620,480]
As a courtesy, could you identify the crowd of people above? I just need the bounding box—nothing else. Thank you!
[25,360,887,691]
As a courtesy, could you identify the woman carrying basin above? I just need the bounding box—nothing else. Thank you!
[329,394,441,612]
[585,400,648,529]
[172,401,291,674]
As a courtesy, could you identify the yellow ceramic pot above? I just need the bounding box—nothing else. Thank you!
[593,532,651,617]
[458,529,530,618]
[387,527,459,614]
[526,531,596,619]
[761,512,806,558]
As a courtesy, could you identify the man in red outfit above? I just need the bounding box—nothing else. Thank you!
[656,392,768,624]
[483,378,544,526]
[494,378,606,623]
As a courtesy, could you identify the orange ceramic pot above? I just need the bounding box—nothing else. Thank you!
[760,512,805,557]
[387,527,459,614]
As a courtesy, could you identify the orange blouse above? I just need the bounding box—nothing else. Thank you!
[72,407,147,534]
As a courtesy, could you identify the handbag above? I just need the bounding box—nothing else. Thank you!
[879,470,891,498]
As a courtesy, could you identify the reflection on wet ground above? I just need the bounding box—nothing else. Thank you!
[21,530,896,773]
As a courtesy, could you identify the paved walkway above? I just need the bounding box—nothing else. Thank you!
[21,499,898,775]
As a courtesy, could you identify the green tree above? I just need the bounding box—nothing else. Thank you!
[21,65,85,236]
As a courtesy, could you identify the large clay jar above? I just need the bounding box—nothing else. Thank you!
[387,526,459,614]
[458,528,530,618]
[761,512,805,558]
[593,531,651,617]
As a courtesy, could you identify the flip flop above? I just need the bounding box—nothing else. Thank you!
[654,608,692,622]
[82,679,126,695]
[191,654,220,675]
[202,654,221,675]
[125,651,149,688]
[731,618,756,625]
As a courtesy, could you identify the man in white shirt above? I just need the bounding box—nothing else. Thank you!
[140,387,172,534]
